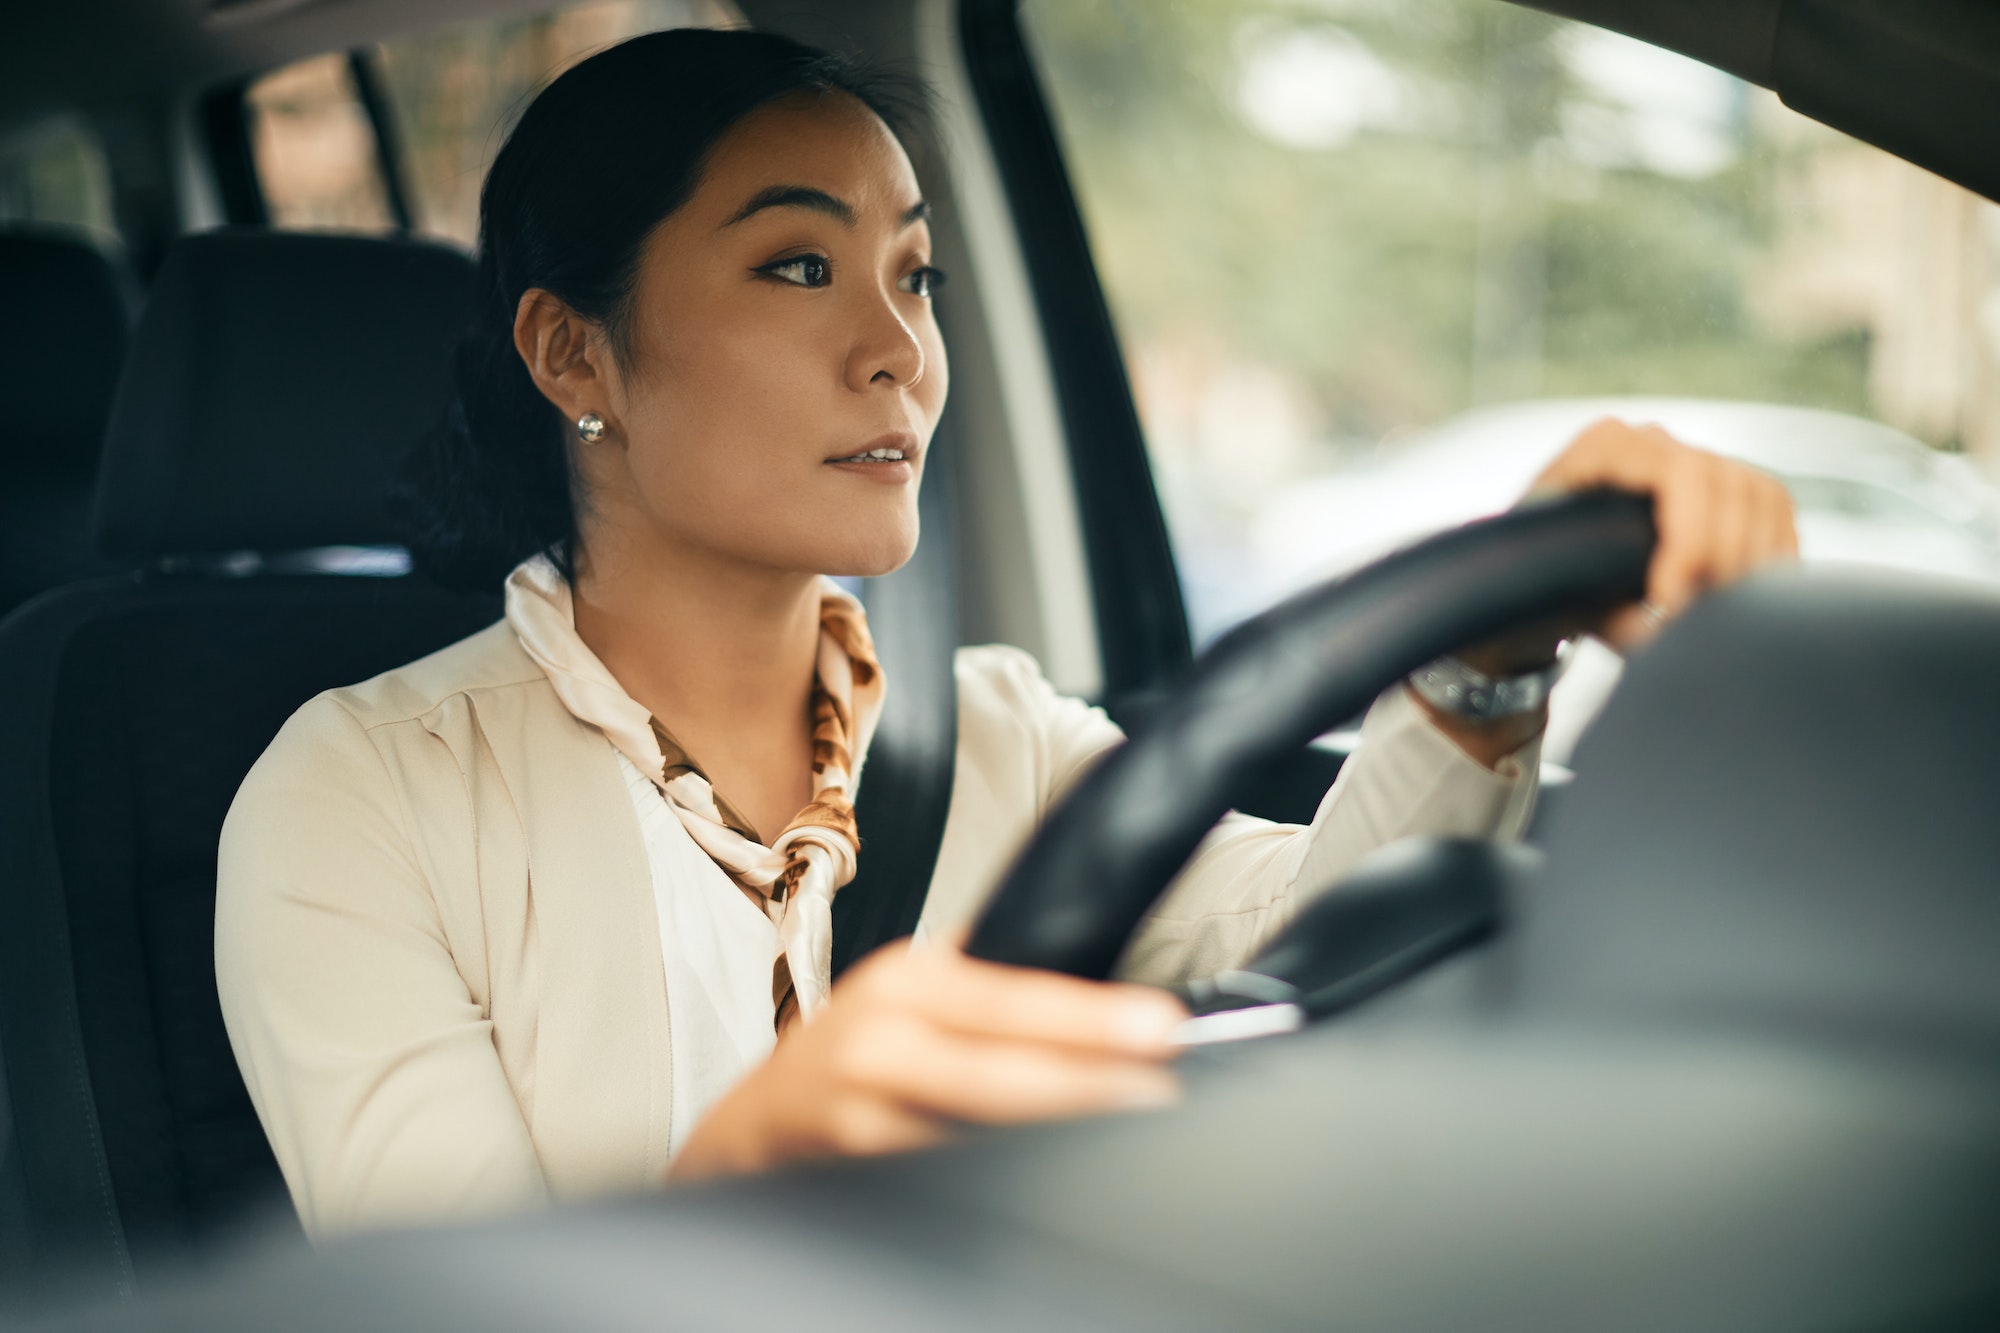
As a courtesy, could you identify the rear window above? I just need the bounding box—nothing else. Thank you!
[0,116,118,245]
[1021,0,2000,644]
[246,54,398,233]
[240,0,743,245]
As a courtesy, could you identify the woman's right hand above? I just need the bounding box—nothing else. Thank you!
[667,934,1188,1182]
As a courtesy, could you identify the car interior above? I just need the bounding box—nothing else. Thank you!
[2,0,1997,1328]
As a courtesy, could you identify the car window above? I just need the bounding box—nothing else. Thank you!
[246,54,399,232]
[243,0,742,244]
[1020,0,2000,645]
[371,0,742,247]
[0,116,118,244]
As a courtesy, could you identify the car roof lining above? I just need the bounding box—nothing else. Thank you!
[3,0,596,130]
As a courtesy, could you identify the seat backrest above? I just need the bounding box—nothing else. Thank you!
[0,230,134,617]
[1520,572,2000,1043]
[0,230,494,1308]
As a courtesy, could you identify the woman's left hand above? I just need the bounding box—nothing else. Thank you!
[1533,416,1799,649]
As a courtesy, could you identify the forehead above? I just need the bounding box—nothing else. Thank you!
[691,91,920,222]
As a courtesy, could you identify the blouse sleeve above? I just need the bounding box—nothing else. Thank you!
[214,696,547,1237]
[977,648,1540,988]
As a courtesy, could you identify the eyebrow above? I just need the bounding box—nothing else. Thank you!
[723,185,932,230]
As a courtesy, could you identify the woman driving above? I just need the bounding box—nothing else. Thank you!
[215,28,1798,1236]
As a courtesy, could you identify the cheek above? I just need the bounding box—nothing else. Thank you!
[602,293,941,577]
[628,315,825,496]
[919,325,950,423]
[682,315,821,432]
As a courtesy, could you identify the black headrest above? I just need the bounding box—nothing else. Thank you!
[94,230,476,560]
[0,229,132,477]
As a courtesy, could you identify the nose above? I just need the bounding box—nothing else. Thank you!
[844,284,926,393]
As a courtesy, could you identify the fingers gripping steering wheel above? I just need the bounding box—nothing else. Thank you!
[964,490,1656,1004]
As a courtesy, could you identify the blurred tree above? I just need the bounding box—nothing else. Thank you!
[1024,0,1875,458]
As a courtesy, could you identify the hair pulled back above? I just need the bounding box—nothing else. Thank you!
[395,27,931,589]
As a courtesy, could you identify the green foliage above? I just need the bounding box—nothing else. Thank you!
[1024,0,1876,447]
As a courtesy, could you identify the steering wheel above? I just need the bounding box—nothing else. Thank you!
[965,489,1655,990]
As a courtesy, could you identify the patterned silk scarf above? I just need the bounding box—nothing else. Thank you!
[504,555,886,1023]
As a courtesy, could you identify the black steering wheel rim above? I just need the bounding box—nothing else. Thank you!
[966,489,1657,979]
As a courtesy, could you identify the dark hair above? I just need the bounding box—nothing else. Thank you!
[394,28,933,589]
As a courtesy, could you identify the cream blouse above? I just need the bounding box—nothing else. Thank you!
[216,625,1538,1237]
[629,646,1541,1157]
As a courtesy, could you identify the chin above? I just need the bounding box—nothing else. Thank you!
[810,519,922,580]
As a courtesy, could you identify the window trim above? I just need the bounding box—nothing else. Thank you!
[958,0,1193,717]
[199,80,267,227]
[346,51,414,234]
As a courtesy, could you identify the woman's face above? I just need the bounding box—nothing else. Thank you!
[583,91,948,580]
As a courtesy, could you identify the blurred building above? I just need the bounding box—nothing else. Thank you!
[1752,100,2000,470]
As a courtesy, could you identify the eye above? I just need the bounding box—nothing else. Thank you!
[758,253,833,288]
[898,265,947,298]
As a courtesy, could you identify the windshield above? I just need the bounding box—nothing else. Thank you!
[1021,0,2000,646]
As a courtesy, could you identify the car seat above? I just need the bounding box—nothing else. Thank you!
[0,230,499,1307]
[0,230,134,617]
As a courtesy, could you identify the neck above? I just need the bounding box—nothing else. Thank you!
[569,527,822,771]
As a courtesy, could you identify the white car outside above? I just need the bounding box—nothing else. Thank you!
[1236,398,2000,763]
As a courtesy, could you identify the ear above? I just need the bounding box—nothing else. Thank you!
[513,288,612,429]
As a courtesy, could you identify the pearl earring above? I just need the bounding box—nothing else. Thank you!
[576,412,606,443]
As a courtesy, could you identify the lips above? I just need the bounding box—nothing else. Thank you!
[825,431,920,465]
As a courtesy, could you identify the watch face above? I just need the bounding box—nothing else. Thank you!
[1412,650,1570,721]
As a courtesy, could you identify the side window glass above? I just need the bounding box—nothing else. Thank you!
[1021,0,2000,646]
[246,54,397,232]
[0,117,119,244]
[372,0,742,248]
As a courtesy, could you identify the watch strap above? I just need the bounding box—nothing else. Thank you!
[1408,643,1572,722]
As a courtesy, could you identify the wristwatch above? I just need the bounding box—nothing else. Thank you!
[1408,642,1573,722]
